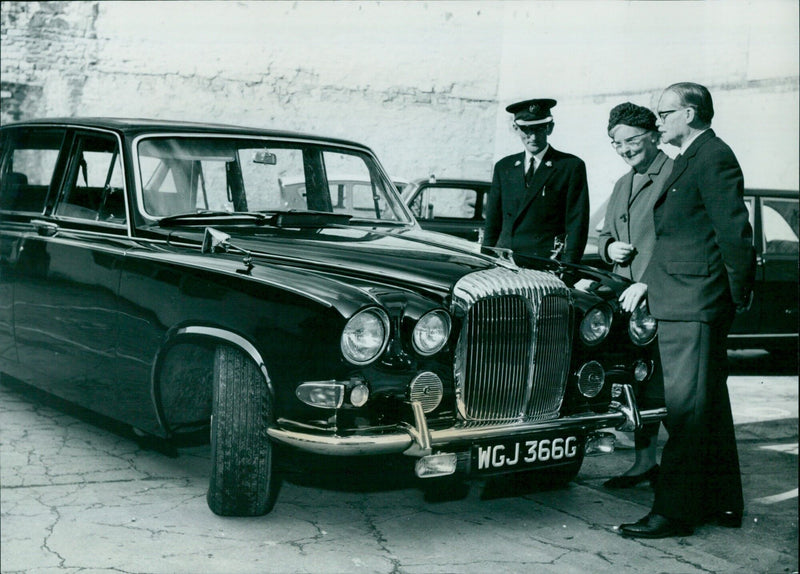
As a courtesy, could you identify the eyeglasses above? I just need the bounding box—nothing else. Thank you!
[513,123,550,135]
[657,108,688,122]
[610,132,650,150]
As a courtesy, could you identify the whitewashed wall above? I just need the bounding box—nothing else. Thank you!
[1,0,797,213]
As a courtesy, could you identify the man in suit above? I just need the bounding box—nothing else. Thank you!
[619,82,756,538]
[483,98,589,265]
[599,102,672,490]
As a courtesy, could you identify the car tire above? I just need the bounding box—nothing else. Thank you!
[207,344,280,516]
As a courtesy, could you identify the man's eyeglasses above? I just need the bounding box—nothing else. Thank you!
[657,107,692,122]
[610,132,650,150]
[513,123,550,135]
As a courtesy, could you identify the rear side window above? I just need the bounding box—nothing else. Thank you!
[0,128,65,213]
[54,132,126,225]
[410,186,480,220]
[762,197,799,255]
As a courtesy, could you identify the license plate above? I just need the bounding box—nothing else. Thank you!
[471,434,582,475]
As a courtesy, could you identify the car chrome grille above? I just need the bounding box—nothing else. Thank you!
[452,267,572,423]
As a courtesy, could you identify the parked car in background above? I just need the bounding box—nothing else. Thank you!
[402,177,490,242]
[2,118,663,517]
[728,188,798,356]
[402,177,798,356]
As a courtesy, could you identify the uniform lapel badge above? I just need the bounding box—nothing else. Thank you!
[514,160,522,167]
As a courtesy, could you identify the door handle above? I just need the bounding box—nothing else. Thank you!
[32,219,58,237]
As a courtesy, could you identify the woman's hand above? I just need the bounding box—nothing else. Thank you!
[607,241,637,264]
[619,282,647,313]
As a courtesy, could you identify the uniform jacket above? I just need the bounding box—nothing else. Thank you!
[641,129,755,322]
[483,146,589,264]
[598,151,672,281]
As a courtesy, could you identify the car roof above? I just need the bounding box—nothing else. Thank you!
[2,117,368,150]
[745,188,799,198]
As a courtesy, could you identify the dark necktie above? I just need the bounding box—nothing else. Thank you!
[525,159,536,187]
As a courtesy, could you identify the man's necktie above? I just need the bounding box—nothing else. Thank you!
[525,159,536,187]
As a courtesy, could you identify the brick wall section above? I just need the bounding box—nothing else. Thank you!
[1,2,99,121]
[1,1,503,182]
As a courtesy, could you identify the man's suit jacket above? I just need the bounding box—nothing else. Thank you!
[641,129,755,322]
[598,151,672,281]
[483,146,589,264]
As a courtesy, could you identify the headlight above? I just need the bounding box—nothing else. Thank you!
[629,303,658,346]
[341,308,390,365]
[412,310,451,356]
[579,304,612,346]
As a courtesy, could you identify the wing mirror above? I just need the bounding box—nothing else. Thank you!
[202,227,231,254]
[202,227,254,274]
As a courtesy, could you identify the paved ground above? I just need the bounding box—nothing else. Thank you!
[1,350,797,574]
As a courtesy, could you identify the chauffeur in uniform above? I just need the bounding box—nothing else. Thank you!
[483,98,590,265]
[618,82,756,539]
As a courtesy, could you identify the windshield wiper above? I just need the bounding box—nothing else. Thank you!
[262,210,353,228]
[158,211,270,227]
[260,211,410,229]
[158,209,407,230]
[347,218,409,227]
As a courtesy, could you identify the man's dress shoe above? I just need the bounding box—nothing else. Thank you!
[619,513,694,539]
[705,510,743,528]
[603,465,659,489]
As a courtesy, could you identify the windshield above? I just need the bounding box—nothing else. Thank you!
[135,136,412,224]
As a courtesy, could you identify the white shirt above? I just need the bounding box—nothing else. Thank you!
[524,145,550,173]
[679,128,711,154]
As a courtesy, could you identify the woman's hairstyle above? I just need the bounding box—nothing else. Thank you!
[607,102,658,134]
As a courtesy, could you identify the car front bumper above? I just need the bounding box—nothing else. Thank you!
[268,383,665,457]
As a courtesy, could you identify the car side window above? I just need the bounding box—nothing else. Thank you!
[55,132,126,225]
[0,128,65,214]
[762,197,799,255]
[416,186,478,219]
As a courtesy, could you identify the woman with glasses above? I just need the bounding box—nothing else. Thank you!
[598,102,672,489]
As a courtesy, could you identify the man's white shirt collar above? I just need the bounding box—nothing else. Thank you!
[680,128,710,154]
[525,145,550,170]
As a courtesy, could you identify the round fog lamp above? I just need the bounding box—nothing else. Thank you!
[633,359,651,382]
[349,384,370,407]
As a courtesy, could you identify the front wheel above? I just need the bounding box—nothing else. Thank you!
[207,344,280,516]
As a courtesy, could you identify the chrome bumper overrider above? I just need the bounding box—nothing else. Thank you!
[267,384,666,457]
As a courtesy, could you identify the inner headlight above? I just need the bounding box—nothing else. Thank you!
[629,303,658,346]
[341,308,390,365]
[579,304,612,346]
[412,310,451,356]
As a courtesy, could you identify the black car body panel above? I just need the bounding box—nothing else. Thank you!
[1,119,665,516]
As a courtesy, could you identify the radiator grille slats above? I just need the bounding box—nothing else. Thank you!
[452,268,572,423]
